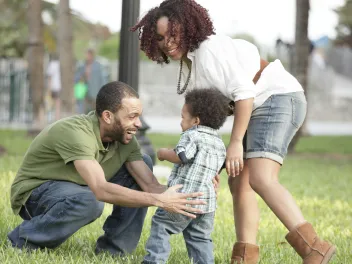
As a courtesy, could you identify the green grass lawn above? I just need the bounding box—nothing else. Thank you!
[0,130,351,263]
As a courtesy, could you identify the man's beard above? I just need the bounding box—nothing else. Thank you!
[108,118,126,143]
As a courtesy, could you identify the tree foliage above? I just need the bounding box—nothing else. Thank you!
[98,33,120,60]
[0,0,112,58]
[335,0,352,47]
[0,0,29,57]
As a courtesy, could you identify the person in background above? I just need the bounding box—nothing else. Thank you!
[46,53,61,121]
[74,77,88,114]
[75,48,107,113]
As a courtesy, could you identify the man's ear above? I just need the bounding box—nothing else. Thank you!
[102,110,112,124]
[194,116,201,126]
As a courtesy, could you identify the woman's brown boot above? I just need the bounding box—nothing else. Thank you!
[285,222,336,264]
[231,242,259,264]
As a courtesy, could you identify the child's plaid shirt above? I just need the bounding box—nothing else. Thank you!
[168,125,226,213]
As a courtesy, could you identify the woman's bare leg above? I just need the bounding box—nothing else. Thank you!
[247,158,305,231]
[229,162,259,244]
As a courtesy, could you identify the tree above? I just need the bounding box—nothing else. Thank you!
[335,0,352,47]
[58,0,75,116]
[27,0,45,129]
[0,0,57,57]
[288,0,310,152]
[98,33,120,60]
[0,0,111,58]
[0,0,28,57]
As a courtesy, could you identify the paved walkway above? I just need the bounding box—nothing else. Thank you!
[144,116,352,136]
[2,117,352,135]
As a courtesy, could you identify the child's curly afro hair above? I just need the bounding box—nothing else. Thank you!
[185,89,229,130]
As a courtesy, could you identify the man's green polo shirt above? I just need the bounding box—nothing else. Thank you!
[10,111,143,214]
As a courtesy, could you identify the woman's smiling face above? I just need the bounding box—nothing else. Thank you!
[156,16,187,61]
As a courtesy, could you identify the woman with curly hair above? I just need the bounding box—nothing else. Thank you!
[132,0,336,264]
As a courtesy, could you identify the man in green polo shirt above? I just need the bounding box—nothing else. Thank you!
[8,81,204,255]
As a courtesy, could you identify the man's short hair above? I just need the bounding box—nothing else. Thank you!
[96,81,139,116]
[185,88,229,130]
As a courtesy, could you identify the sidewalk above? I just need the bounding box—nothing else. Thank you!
[144,116,352,136]
[2,116,352,136]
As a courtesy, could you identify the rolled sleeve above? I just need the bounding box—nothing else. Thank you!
[230,86,257,102]
[175,132,197,163]
[126,149,143,162]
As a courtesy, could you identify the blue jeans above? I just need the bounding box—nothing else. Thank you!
[8,154,153,256]
[143,208,215,264]
[76,99,85,114]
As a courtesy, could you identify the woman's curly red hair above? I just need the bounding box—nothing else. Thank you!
[131,0,215,64]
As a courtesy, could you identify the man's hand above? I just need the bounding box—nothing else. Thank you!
[155,185,205,218]
[74,160,201,212]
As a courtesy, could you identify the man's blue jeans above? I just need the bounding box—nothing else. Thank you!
[143,208,215,264]
[8,154,152,256]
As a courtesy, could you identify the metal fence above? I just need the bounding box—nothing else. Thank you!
[275,42,352,123]
[0,59,32,124]
[326,46,352,79]
[275,42,352,80]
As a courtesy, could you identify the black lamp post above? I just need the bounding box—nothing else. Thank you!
[119,0,156,164]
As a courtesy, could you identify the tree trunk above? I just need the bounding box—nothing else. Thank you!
[58,0,75,117]
[288,0,310,153]
[27,0,45,130]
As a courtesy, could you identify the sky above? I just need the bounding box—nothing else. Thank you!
[46,0,345,47]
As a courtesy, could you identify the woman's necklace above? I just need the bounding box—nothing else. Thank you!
[177,60,191,95]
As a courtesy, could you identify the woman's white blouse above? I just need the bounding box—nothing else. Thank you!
[179,35,303,110]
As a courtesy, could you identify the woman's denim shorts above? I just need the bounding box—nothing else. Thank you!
[244,91,307,164]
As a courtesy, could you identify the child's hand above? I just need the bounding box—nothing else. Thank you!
[157,149,166,161]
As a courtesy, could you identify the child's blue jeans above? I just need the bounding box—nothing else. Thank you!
[143,208,215,264]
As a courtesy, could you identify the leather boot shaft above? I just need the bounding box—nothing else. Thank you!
[231,242,259,264]
[285,222,336,264]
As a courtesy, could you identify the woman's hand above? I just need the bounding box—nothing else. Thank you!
[212,174,220,198]
[226,140,244,177]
